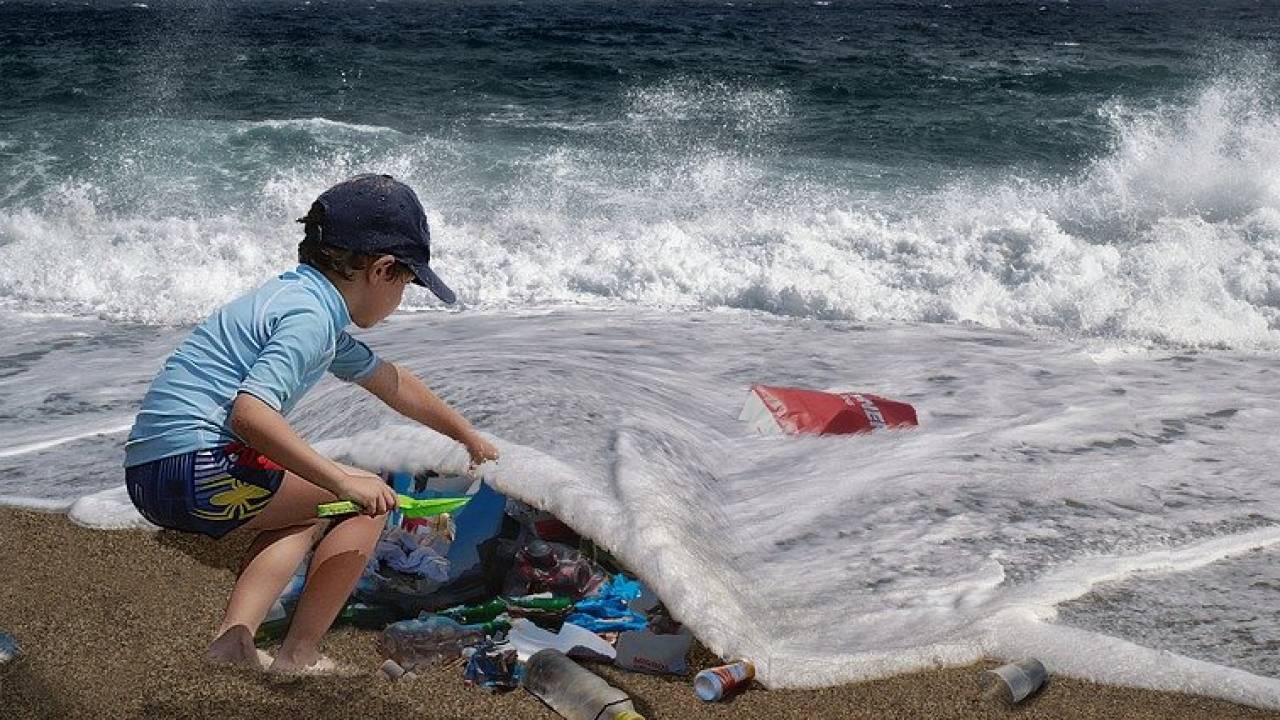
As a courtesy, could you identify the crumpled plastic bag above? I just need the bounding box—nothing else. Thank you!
[372,528,450,581]
[565,573,648,632]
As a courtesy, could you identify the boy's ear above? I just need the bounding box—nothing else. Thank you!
[369,254,399,282]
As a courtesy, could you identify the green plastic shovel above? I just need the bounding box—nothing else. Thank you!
[316,494,471,519]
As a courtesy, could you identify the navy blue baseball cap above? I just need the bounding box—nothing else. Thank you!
[300,174,456,304]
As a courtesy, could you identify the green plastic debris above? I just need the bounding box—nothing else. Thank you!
[438,595,573,625]
[317,494,470,519]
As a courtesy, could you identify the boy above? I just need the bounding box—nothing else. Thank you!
[123,174,499,674]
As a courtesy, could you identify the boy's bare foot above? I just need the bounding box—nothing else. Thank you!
[206,626,272,670]
[269,650,350,676]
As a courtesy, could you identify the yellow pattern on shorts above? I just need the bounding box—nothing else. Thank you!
[192,473,274,522]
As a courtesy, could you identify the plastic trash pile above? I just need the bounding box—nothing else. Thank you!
[256,469,748,716]
[253,384,917,716]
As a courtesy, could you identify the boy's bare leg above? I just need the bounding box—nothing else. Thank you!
[206,469,380,670]
[271,511,384,672]
[206,522,322,667]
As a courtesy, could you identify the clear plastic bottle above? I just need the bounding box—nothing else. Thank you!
[377,615,489,670]
[523,649,645,720]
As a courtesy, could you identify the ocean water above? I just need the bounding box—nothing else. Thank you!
[4,0,1280,705]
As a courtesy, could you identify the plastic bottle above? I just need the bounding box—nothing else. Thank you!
[694,660,755,701]
[523,649,645,720]
[439,598,510,625]
[377,614,490,670]
[527,539,557,567]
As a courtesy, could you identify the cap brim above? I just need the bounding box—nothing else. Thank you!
[407,261,456,304]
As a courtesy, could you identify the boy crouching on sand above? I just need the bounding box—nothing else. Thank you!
[122,174,498,674]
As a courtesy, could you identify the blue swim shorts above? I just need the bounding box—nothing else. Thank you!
[125,442,285,538]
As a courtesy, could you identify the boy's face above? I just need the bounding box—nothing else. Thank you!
[351,255,412,328]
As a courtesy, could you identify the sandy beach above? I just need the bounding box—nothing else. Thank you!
[0,507,1275,720]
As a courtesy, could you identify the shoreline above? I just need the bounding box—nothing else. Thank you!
[1,507,1277,720]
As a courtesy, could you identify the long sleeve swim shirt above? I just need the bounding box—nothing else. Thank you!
[124,264,380,467]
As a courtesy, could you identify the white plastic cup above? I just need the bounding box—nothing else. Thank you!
[694,660,755,702]
[982,659,1047,705]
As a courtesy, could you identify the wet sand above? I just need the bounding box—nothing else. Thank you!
[1,507,1276,720]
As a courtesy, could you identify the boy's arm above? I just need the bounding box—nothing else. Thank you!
[356,361,500,469]
[229,392,397,516]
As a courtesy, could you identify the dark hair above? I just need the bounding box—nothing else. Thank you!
[296,204,413,282]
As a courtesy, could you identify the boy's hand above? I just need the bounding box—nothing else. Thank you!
[464,435,500,473]
[336,470,398,517]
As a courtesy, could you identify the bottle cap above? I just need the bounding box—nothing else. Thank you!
[526,540,556,568]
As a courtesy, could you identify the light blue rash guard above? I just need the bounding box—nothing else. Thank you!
[124,264,381,467]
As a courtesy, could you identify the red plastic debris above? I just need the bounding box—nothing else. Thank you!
[740,384,918,436]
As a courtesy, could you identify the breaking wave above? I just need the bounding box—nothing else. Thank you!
[1,73,1278,347]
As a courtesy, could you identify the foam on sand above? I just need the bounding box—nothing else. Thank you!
[311,423,1280,708]
[68,485,155,531]
[62,416,1280,707]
